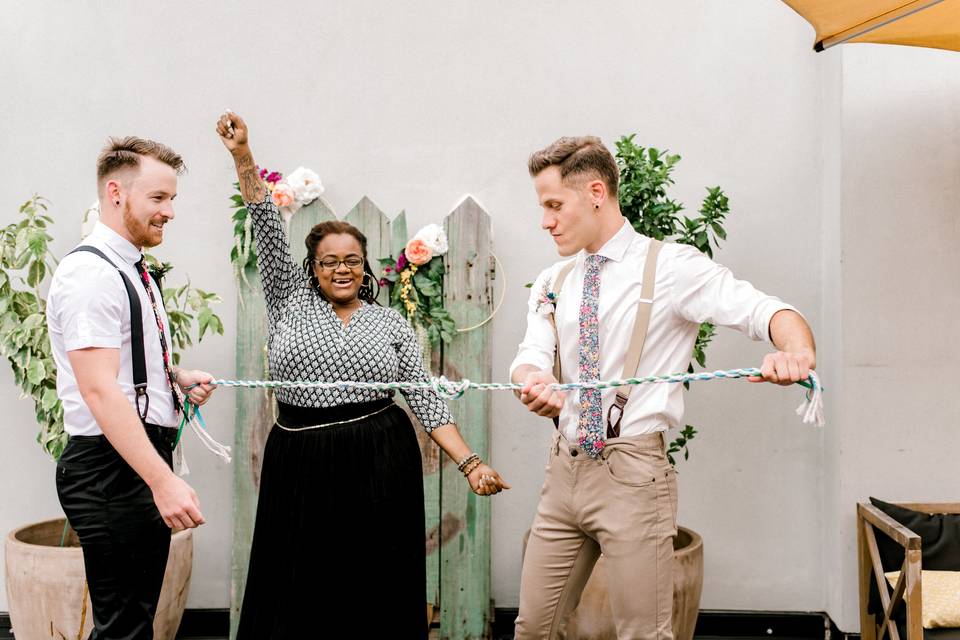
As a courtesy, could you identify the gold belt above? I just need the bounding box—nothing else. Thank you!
[274,403,394,432]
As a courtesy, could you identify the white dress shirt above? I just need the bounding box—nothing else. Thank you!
[510,219,798,440]
[47,222,179,436]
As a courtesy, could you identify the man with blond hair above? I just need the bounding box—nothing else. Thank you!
[510,136,816,639]
[48,137,216,639]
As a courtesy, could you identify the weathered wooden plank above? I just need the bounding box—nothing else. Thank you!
[440,196,494,638]
[357,204,441,610]
[345,197,392,306]
[230,263,270,640]
[390,209,444,611]
[230,199,335,639]
[392,212,433,587]
[288,198,338,266]
[392,210,409,260]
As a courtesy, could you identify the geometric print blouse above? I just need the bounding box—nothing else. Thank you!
[247,196,454,431]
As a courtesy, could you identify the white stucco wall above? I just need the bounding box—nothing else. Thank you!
[823,44,960,632]
[2,2,955,631]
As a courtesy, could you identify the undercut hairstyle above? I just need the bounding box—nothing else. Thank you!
[96,136,185,188]
[527,136,619,195]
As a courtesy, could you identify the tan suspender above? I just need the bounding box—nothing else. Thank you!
[548,239,664,437]
[607,239,662,436]
[550,261,576,384]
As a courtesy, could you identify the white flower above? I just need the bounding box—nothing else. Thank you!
[81,200,100,239]
[533,276,558,316]
[413,223,449,256]
[284,166,324,207]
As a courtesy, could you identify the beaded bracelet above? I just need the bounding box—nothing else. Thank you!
[457,453,480,473]
[462,458,483,477]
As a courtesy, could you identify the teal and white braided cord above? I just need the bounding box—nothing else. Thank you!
[209,368,825,427]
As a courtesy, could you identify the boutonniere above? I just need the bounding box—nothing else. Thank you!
[535,277,559,315]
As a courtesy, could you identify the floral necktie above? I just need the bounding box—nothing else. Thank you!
[135,257,182,414]
[578,254,608,458]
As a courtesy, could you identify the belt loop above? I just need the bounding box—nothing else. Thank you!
[660,431,667,453]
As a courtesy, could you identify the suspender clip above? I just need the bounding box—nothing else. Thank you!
[606,392,628,439]
[134,384,150,422]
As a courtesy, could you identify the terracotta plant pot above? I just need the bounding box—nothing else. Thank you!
[523,526,704,639]
[4,518,192,639]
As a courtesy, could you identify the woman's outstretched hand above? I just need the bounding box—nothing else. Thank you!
[467,463,511,496]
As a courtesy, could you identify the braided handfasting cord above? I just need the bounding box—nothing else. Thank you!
[174,368,824,467]
[207,368,825,427]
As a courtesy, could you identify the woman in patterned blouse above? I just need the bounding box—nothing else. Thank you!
[217,112,509,639]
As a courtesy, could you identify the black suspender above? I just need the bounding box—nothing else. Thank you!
[68,246,150,422]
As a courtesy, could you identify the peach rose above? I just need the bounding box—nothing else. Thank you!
[272,183,295,208]
[404,238,433,265]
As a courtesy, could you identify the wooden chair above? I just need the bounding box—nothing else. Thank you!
[857,502,960,640]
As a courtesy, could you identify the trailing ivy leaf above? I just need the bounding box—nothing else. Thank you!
[41,387,58,411]
[26,358,45,385]
[415,280,440,298]
[27,260,45,288]
[22,313,44,332]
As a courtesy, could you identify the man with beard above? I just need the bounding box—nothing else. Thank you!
[47,137,216,639]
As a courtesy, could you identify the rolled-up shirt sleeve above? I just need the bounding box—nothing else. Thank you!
[509,266,559,378]
[669,244,799,343]
[49,259,124,351]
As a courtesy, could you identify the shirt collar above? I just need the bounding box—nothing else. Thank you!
[583,218,638,264]
[88,222,142,266]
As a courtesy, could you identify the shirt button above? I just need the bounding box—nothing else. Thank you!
[570,449,578,457]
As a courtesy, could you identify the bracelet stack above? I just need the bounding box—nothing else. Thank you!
[456,452,482,477]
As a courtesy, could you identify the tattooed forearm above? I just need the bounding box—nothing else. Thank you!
[234,150,266,203]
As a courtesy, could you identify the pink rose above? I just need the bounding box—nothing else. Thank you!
[404,238,433,265]
[272,184,295,208]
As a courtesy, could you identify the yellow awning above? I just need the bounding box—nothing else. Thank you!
[782,0,960,52]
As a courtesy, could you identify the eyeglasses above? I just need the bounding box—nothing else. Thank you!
[313,255,365,271]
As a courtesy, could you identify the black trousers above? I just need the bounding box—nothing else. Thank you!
[56,425,176,640]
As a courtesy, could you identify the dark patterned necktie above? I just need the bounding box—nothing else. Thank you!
[135,257,182,414]
[578,254,608,458]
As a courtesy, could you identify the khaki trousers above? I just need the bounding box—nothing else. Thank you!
[515,431,678,640]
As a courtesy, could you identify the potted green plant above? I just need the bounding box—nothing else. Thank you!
[564,135,731,640]
[1,195,223,640]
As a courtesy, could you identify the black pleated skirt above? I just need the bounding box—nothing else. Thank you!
[236,399,427,639]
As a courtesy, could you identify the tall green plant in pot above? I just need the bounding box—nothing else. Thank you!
[1,195,224,640]
[615,134,731,465]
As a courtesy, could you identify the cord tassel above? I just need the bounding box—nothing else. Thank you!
[795,371,825,428]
